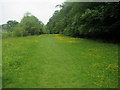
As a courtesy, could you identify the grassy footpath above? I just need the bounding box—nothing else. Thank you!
[3,34,118,88]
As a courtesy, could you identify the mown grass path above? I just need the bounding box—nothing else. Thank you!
[3,34,118,88]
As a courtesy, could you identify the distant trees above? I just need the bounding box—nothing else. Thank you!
[2,12,45,38]
[20,12,44,35]
[47,2,120,41]
[2,20,18,32]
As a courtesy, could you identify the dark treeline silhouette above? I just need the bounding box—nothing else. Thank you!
[47,2,120,42]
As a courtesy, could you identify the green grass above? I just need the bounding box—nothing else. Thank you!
[0,32,2,89]
[3,34,118,88]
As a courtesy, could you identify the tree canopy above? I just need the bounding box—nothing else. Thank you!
[2,12,45,37]
[2,20,18,32]
[20,13,44,35]
[47,2,120,41]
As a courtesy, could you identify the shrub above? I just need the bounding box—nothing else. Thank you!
[2,32,13,39]
[13,27,25,37]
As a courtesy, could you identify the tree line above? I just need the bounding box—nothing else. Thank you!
[47,2,120,41]
[2,12,48,38]
[1,3,120,42]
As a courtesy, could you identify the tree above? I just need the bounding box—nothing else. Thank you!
[2,20,18,32]
[47,2,120,41]
[20,12,44,35]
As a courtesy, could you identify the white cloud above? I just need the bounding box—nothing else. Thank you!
[0,0,65,25]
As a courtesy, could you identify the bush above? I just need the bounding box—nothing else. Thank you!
[2,32,13,39]
[13,27,25,37]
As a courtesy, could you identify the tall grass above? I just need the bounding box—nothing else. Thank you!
[3,34,118,88]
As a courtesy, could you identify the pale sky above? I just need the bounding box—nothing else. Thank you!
[0,0,66,25]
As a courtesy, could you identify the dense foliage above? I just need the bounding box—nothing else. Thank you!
[2,20,18,32]
[47,2,120,41]
[2,12,44,38]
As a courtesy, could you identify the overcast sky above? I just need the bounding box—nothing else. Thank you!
[0,0,66,25]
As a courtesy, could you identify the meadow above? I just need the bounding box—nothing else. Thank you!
[0,30,2,89]
[2,34,118,88]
